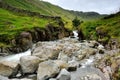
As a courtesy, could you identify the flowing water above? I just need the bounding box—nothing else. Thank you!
[0,30,108,79]
[73,30,79,39]
[0,49,31,62]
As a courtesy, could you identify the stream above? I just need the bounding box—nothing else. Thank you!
[0,30,78,63]
[0,49,31,62]
[0,30,109,80]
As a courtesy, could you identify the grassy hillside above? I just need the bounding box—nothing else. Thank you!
[0,7,60,47]
[0,0,105,48]
[80,11,120,43]
[1,0,104,29]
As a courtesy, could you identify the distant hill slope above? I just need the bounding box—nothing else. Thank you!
[80,11,120,48]
[0,0,105,30]
[0,0,106,52]
[1,0,105,20]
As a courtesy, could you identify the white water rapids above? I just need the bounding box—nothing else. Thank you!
[0,30,109,80]
[0,30,94,67]
[0,49,31,62]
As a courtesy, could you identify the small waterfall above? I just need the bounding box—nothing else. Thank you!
[73,30,79,39]
[80,56,94,68]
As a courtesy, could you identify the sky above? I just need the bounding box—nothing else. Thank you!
[43,0,120,14]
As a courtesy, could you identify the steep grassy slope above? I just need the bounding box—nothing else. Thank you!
[0,7,61,47]
[3,0,103,19]
[1,0,104,29]
[80,11,120,44]
[0,0,105,50]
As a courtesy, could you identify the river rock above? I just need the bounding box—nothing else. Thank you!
[80,48,97,58]
[89,40,99,48]
[57,69,71,80]
[32,42,62,60]
[15,32,32,52]
[76,53,86,60]
[68,60,79,71]
[20,56,41,74]
[54,60,69,69]
[37,60,60,80]
[0,61,19,77]
[11,78,32,80]
[49,78,57,80]
[61,43,80,57]
[81,74,102,80]
[0,75,9,80]
[97,44,104,50]
[58,52,70,62]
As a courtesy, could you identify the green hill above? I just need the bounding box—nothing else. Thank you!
[1,0,105,29]
[0,0,105,52]
[2,0,104,19]
[80,11,120,47]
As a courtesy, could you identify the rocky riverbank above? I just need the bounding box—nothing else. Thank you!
[0,37,119,80]
[0,22,71,54]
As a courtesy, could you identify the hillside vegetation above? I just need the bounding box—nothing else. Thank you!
[80,11,120,47]
[0,0,68,49]
[0,0,107,53]
[1,0,105,29]
[0,8,56,47]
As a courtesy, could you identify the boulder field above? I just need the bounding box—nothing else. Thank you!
[0,38,120,80]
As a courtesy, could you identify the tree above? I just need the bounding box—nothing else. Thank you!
[72,17,83,29]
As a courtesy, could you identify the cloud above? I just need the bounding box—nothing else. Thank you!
[43,0,120,14]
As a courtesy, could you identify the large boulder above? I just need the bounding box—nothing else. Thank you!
[68,60,79,71]
[11,78,32,80]
[20,56,41,74]
[37,60,60,80]
[0,75,9,80]
[32,42,62,60]
[54,60,69,69]
[58,52,70,62]
[57,69,71,80]
[80,74,102,80]
[0,61,19,77]
[15,32,32,52]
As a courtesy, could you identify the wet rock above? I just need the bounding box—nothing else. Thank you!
[97,44,104,50]
[58,52,70,62]
[89,40,99,48]
[77,54,86,60]
[87,48,97,56]
[54,60,69,69]
[81,74,102,80]
[76,48,96,60]
[37,60,60,80]
[68,60,79,71]
[11,78,33,80]
[0,52,9,56]
[116,58,120,66]
[0,75,9,80]
[99,49,104,54]
[57,69,71,80]
[15,32,32,52]
[49,78,57,80]
[0,61,19,77]
[61,43,80,58]
[109,38,119,50]
[102,66,112,80]
[20,56,41,74]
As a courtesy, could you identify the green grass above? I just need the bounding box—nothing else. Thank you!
[0,8,57,47]
[0,0,106,47]
[80,12,120,42]
[2,0,104,30]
